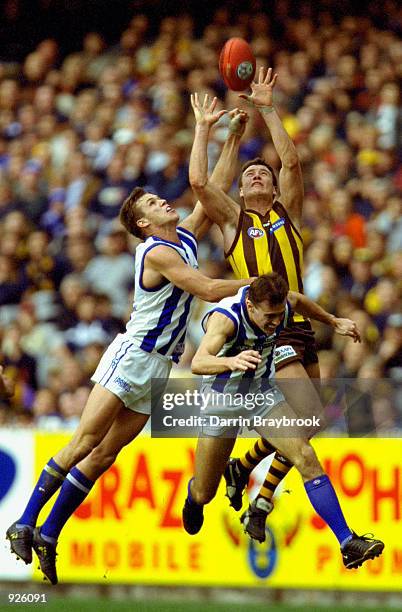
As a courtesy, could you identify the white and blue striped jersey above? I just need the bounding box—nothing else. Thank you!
[201,286,291,394]
[126,227,198,362]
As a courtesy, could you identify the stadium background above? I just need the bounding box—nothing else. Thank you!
[0,0,401,609]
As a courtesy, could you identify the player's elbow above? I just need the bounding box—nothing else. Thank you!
[191,356,204,375]
[193,279,216,302]
[189,173,208,192]
[282,155,300,170]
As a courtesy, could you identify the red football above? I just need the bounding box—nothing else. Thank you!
[219,37,256,91]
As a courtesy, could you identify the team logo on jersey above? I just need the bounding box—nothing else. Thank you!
[247,227,265,239]
[269,218,285,233]
[237,61,254,80]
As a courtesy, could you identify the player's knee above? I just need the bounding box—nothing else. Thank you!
[293,441,322,479]
[192,485,215,506]
[69,432,101,465]
[87,447,117,476]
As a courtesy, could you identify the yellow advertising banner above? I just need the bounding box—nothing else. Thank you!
[34,435,402,589]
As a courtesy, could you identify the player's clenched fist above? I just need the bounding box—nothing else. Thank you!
[226,350,262,372]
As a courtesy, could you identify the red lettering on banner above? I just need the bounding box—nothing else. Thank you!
[311,515,326,530]
[316,545,332,571]
[189,542,201,571]
[152,542,160,568]
[100,465,121,519]
[392,550,402,573]
[167,543,179,570]
[103,541,120,568]
[70,541,95,566]
[338,454,365,497]
[127,453,156,509]
[366,554,383,575]
[74,499,92,519]
[160,470,182,527]
[128,542,144,568]
[187,447,195,470]
[372,467,400,521]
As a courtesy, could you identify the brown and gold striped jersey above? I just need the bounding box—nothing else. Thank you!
[225,201,305,322]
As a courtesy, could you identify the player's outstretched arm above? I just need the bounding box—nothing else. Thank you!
[240,67,303,226]
[288,291,361,343]
[146,245,252,302]
[189,93,239,233]
[191,312,261,375]
[182,108,248,242]
[210,109,248,191]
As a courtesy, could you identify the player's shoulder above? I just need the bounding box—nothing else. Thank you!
[143,241,184,266]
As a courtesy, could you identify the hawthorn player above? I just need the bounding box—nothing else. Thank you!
[188,68,336,542]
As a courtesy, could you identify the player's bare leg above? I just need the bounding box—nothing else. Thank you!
[54,384,125,471]
[33,407,149,585]
[226,361,324,534]
[183,437,235,535]
[7,384,123,567]
[249,402,384,568]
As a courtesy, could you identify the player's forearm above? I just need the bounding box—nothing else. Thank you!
[294,293,335,327]
[191,353,231,375]
[189,124,210,189]
[210,132,241,192]
[208,278,250,302]
[260,109,299,167]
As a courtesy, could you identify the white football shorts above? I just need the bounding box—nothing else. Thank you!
[91,333,172,414]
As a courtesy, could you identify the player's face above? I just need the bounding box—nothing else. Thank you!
[247,298,286,334]
[137,193,179,230]
[240,165,274,200]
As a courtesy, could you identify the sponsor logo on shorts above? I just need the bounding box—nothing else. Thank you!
[269,218,285,233]
[274,345,297,364]
[114,376,131,392]
[247,227,264,239]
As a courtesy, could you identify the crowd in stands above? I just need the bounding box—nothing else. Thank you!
[0,1,401,430]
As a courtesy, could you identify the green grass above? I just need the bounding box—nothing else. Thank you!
[0,599,386,612]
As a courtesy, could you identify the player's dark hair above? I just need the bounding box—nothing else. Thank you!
[239,157,278,189]
[248,273,288,306]
[119,187,146,239]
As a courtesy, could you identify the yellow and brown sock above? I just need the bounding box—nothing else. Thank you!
[257,452,293,503]
[237,438,276,477]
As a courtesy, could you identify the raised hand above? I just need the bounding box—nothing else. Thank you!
[191,93,227,126]
[239,66,278,108]
[228,108,249,136]
[333,318,361,343]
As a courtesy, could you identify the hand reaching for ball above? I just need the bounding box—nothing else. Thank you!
[190,93,227,127]
[239,67,278,108]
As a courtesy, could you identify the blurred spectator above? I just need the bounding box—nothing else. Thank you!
[83,225,134,317]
